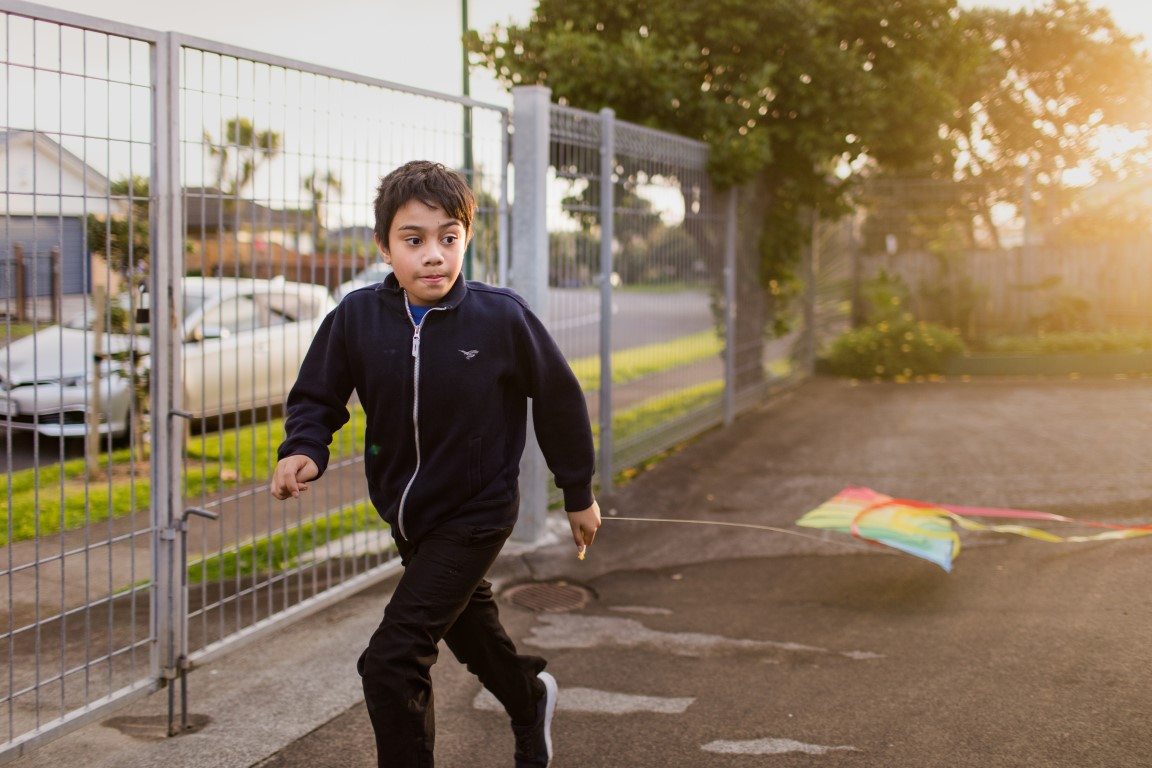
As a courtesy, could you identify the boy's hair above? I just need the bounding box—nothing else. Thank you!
[373,161,475,248]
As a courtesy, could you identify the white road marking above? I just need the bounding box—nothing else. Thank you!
[473,686,694,715]
[524,614,881,660]
[701,737,860,755]
[609,605,674,616]
[841,650,885,660]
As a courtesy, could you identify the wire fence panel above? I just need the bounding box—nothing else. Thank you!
[172,37,510,663]
[545,105,605,500]
[0,4,160,759]
[604,121,726,478]
[1,5,826,760]
[0,1,511,758]
[539,102,809,503]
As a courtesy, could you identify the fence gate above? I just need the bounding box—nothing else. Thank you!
[0,4,162,761]
[0,1,510,761]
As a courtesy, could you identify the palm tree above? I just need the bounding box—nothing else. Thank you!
[204,118,282,197]
[302,169,343,253]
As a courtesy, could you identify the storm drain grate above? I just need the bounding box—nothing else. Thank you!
[504,581,594,613]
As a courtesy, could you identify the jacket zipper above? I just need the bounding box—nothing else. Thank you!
[396,296,448,541]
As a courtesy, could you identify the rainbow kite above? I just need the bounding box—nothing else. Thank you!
[796,487,1152,572]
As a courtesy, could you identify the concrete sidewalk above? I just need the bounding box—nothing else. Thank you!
[19,377,1152,767]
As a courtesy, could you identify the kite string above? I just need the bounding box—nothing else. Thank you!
[602,515,874,552]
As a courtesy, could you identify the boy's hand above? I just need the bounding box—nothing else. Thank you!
[567,500,601,558]
[270,455,319,500]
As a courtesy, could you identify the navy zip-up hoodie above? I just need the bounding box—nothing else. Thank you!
[277,272,595,543]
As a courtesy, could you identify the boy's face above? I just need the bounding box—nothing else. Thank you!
[377,199,470,307]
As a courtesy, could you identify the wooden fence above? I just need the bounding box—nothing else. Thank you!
[860,240,1152,335]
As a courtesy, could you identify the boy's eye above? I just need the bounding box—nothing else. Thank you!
[442,234,459,245]
[404,237,422,246]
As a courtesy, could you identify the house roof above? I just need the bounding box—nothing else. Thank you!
[0,130,113,191]
[183,187,313,231]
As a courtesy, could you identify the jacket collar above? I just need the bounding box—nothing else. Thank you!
[378,272,468,311]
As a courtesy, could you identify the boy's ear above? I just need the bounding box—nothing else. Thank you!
[374,233,390,262]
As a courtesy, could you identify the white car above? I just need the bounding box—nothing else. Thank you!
[0,277,335,439]
[335,260,392,301]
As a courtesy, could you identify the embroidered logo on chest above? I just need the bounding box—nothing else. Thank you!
[459,349,479,360]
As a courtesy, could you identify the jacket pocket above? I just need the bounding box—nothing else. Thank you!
[468,436,483,495]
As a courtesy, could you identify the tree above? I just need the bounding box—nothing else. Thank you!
[951,1,1152,233]
[470,0,966,385]
[862,1,1152,251]
[87,176,150,276]
[303,169,343,253]
[204,117,282,196]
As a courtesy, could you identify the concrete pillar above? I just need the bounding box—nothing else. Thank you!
[510,85,551,543]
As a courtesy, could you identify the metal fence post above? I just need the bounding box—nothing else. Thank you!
[50,246,61,324]
[150,31,185,689]
[498,111,511,288]
[723,187,737,425]
[510,85,551,543]
[802,209,819,375]
[13,243,25,321]
[598,108,615,493]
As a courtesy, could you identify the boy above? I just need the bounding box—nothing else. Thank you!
[270,160,600,768]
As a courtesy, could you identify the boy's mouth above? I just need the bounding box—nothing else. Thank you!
[419,274,446,285]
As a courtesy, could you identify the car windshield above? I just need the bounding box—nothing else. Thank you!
[63,291,207,331]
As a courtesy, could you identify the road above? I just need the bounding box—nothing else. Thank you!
[21,377,1152,768]
[261,377,1152,768]
[547,287,714,359]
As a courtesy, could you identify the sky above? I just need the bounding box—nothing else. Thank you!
[14,0,1150,230]
[30,0,538,107]
[34,0,1152,103]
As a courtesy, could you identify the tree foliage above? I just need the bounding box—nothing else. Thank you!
[915,0,1152,247]
[470,0,964,287]
[470,0,1152,286]
[86,175,150,275]
[204,117,282,196]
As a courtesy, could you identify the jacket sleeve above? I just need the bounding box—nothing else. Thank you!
[277,305,354,478]
[515,305,595,511]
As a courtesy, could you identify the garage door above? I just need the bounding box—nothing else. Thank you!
[0,216,87,298]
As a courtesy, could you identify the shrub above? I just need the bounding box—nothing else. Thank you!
[822,315,965,379]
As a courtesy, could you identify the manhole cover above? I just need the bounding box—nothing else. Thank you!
[504,581,594,613]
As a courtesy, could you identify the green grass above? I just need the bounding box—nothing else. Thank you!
[1,324,37,344]
[0,406,367,546]
[616,282,711,294]
[186,501,389,584]
[0,447,152,544]
[972,330,1152,355]
[606,379,724,444]
[569,329,723,391]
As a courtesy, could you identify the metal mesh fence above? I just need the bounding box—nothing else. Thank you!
[173,37,509,662]
[0,2,511,757]
[539,103,821,502]
[0,5,846,759]
[0,5,159,756]
[604,121,724,474]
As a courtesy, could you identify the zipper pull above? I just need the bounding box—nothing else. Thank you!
[411,326,421,357]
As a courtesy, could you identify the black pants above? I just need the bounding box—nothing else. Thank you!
[357,524,547,767]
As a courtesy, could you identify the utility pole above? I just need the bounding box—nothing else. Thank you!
[461,0,475,279]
